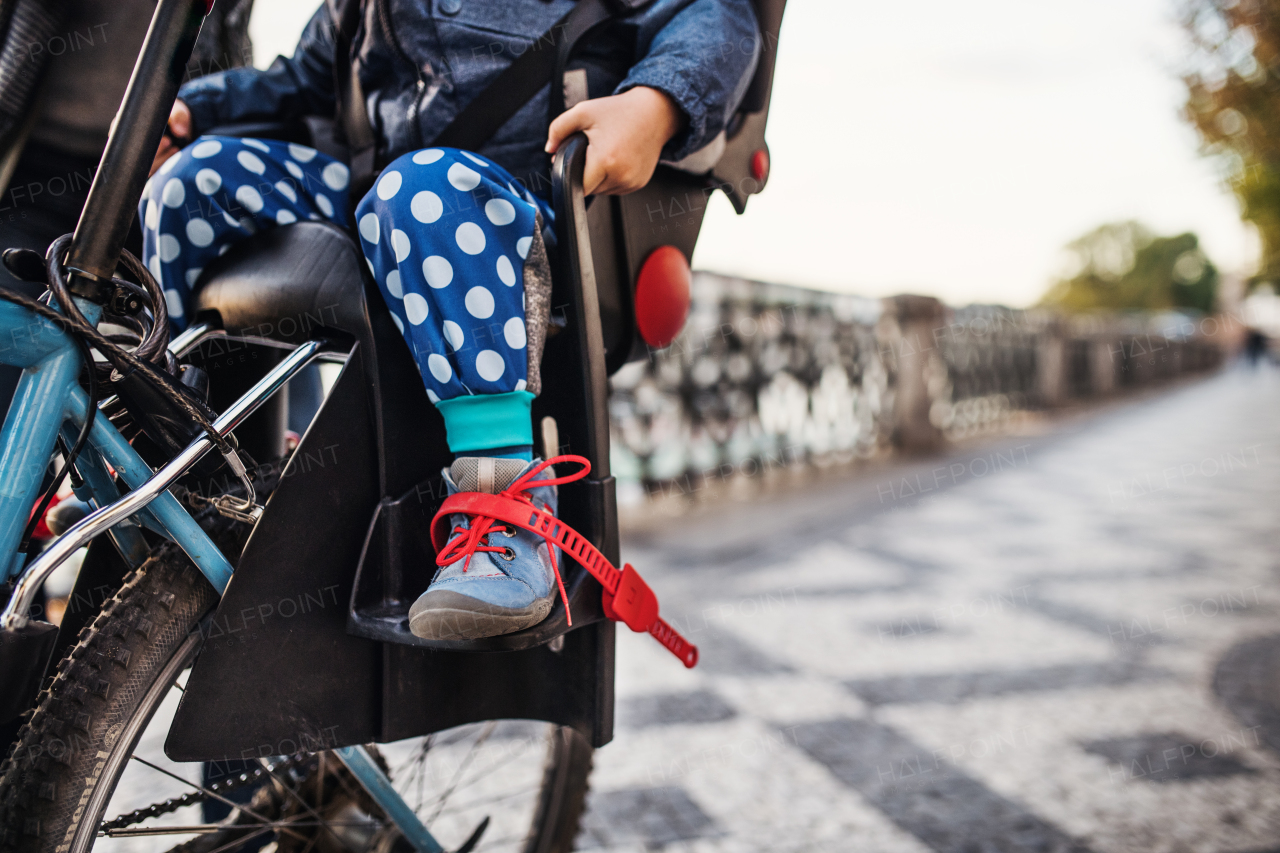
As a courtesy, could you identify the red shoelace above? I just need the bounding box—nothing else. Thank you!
[434,455,589,624]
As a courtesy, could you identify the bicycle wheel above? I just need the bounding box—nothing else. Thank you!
[0,544,594,853]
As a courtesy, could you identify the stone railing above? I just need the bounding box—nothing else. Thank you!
[608,273,1226,502]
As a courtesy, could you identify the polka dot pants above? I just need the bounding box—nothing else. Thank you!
[141,136,554,451]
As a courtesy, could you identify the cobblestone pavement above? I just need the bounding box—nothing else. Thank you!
[580,366,1280,853]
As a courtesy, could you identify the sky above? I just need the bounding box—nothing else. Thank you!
[248,0,1253,307]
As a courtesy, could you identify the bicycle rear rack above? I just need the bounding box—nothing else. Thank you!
[0,336,327,631]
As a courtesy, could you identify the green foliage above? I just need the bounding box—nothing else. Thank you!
[1180,0,1280,282]
[1040,221,1219,313]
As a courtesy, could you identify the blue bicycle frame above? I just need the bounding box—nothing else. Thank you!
[0,301,322,629]
[0,296,447,852]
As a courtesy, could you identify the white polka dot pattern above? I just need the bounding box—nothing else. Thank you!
[359,212,380,243]
[475,350,505,381]
[485,199,515,225]
[411,191,443,223]
[378,171,403,200]
[235,185,264,213]
[186,219,215,247]
[443,320,465,350]
[323,162,350,191]
[162,179,185,208]
[391,229,412,263]
[428,353,452,382]
[504,317,526,349]
[447,163,481,191]
[465,286,495,319]
[404,293,430,325]
[158,234,181,263]
[191,140,221,158]
[139,139,553,412]
[496,255,516,286]
[423,256,453,288]
[195,169,221,195]
[455,222,485,255]
[386,270,403,298]
[237,151,266,175]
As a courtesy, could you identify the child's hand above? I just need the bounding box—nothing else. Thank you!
[150,100,193,177]
[545,86,684,196]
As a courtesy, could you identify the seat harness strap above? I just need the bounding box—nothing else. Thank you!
[331,0,654,188]
[430,455,698,668]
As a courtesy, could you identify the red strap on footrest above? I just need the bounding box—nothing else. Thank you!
[431,490,698,668]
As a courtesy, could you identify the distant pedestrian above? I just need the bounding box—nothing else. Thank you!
[1245,328,1269,366]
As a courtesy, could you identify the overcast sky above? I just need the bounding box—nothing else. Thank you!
[249,0,1252,307]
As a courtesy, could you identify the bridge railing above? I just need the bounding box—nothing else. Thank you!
[608,273,1226,502]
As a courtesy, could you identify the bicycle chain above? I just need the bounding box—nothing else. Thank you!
[99,753,317,832]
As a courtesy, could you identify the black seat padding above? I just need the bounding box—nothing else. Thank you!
[194,221,372,344]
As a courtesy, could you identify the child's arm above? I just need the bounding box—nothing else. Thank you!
[152,4,339,173]
[546,0,759,196]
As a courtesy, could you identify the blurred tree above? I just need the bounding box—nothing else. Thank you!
[1039,221,1219,313]
[1180,0,1280,283]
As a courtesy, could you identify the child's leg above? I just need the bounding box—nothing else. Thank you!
[140,136,350,328]
[353,148,552,461]
[354,147,559,640]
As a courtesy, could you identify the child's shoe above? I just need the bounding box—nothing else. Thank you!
[409,457,559,640]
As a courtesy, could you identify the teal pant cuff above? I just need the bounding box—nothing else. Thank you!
[435,391,535,453]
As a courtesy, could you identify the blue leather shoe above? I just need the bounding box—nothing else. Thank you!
[409,457,559,640]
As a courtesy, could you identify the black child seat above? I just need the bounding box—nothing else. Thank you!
[165,0,787,760]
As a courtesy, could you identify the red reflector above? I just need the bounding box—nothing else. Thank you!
[750,148,770,184]
[634,245,691,349]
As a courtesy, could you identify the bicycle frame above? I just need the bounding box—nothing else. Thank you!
[0,314,325,631]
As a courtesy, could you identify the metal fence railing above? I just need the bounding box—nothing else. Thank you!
[609,272,1227,502]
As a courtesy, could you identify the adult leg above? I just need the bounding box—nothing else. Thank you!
[0,145,98,412]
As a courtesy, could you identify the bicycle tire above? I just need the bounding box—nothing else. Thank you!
[0,541,595,853]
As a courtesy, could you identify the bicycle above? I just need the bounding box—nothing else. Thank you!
[0,0,784,849]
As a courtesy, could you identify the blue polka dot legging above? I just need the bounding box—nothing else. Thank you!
[140,136,555,453]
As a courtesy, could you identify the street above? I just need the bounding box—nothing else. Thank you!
[584,366,1280,853]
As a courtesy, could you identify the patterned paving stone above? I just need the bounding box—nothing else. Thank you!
[680,626,793,676]
[845,660,1171,706]
[617,690,738,729]
[1081,733,1256,783]
[578,786,721,849]
[588,369,1280,852]
[1213,634,1280,755]
[791,717,1092,852]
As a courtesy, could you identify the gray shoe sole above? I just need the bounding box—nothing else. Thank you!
[408,589,553,640]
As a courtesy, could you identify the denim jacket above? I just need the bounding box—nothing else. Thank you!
[179,0,760,190]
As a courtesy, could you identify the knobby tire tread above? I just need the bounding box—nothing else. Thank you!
[525,727,594,853]
[0,545,217,852]
[0,500,256,853]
